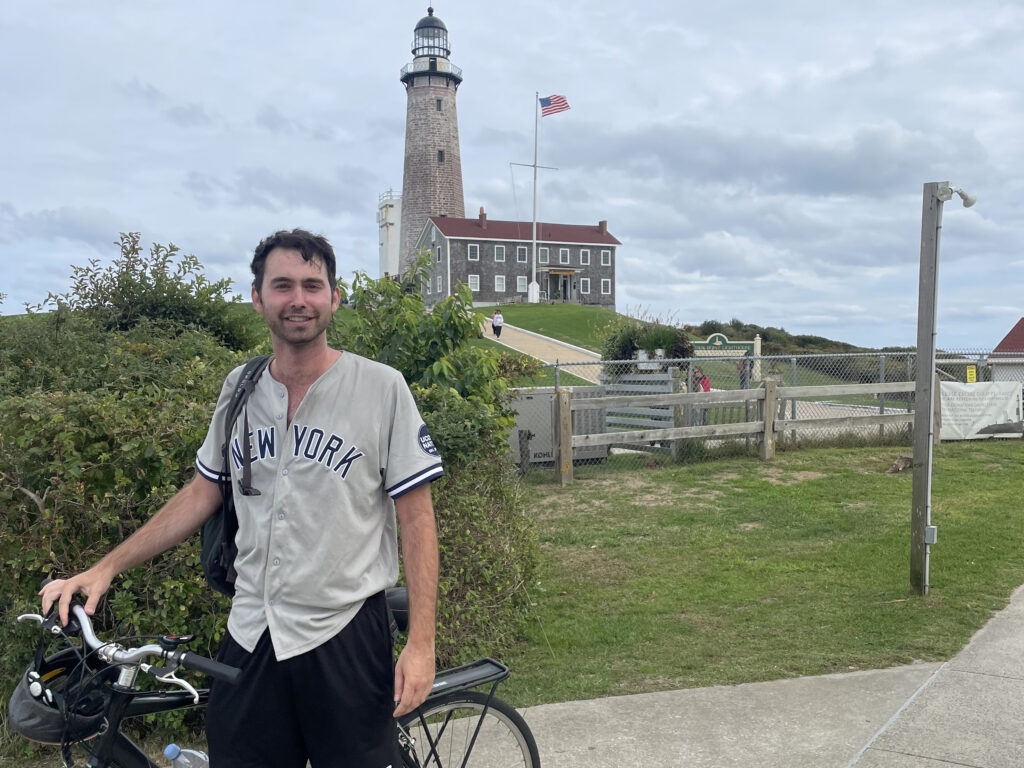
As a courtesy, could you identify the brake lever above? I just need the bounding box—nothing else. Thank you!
[17,613,45,625]
[144,664,200,705]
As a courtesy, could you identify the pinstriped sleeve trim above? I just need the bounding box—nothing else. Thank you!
[387,464,445,498]
[196,459,229,484]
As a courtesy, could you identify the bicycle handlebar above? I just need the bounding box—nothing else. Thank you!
[65,603,241,684]
[25,583,241,686]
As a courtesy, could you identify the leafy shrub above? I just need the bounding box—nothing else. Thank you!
[413,386,536,664]
[31,232,261,351]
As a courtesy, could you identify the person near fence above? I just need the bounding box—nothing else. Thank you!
[492,309,504,338]
[40,229,443,767]
[694,367,711,393]
[738,353,750,389]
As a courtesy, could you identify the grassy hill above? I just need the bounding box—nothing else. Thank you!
[473,305,870,357]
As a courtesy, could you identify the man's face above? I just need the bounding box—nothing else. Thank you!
[252,247,340,347]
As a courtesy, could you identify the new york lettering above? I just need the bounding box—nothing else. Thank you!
[230,424,365,478]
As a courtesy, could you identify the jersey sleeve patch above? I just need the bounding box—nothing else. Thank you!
[417,424,440,458]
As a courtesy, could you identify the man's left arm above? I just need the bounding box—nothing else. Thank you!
[392,482,439,717]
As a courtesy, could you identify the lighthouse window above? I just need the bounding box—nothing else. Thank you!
[437,150,444,163]
[436,99,442,112]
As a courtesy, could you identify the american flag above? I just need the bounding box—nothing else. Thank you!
[539,94,570,117]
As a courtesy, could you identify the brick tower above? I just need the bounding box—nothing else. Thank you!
[398,7,465,275]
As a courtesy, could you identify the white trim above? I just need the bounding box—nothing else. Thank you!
[580,277,590,294]
[580,248,590,265]
[601,249,612,266]
[468,274,480,291]
[559,248,570,265]
[601,278,611,294]
[467,243,479,261]
[494,244,505,262]
[516,275,528,292]
[494,274,506,292]
[516,245,528,263]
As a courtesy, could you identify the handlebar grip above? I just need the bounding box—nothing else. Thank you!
[180,651,242,685]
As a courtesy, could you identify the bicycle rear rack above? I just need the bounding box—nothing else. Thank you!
[425,657,508,702]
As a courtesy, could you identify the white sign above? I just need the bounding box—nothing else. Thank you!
[939,381,1023,440]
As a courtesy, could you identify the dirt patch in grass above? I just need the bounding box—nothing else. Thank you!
[760,467,827,486]
[737,522,763,531]
[555,545,632,586]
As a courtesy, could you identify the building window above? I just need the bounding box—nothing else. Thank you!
[437,150,445,163]
[580,278,590,294]
[538,247,549,265]
[517,275,528,292]
[516,246,528,263]
[468,274,480,292]
[436,246,442,263]
[494,245,505,262]
[435,276,442,293]
[495,275,505,292]
[580,249,590,265]
[601,279,611,295]
[601,249,611,266]
[559,248,570,265]
[436,98,442,111]
[468,243,479,261]
[425,279,431,295]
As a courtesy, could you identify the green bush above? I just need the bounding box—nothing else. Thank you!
[414,386,536,664]
[30,232,261,351]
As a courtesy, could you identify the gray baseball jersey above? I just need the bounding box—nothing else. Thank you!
[196,352,443,660]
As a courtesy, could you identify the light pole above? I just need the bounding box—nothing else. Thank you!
[910,181,976,595]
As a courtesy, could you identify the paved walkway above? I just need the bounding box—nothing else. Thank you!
[487,322,602,383]
[517,583,1024,766]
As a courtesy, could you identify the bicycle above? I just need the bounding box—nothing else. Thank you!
[10,586,540,768]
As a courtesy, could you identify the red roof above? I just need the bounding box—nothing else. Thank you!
[428,215,621,246]
[992,317,1024,356]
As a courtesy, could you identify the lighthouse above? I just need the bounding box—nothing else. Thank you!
[398,7,466,275]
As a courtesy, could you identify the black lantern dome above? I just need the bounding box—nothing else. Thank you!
[412,7,450,58]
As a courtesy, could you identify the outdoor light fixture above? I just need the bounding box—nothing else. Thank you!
[935,182,978,208]
[910,181,976,596]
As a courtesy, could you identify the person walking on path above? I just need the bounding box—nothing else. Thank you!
[40,228,444,767]
[492,309,504,338]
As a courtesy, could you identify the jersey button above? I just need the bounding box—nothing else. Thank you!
[282,469,289,476]
[273,558,281,566]
[276,413,283,420]
[278,513,285,520]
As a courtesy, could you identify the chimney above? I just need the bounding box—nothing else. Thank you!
[479,206,487,229]
[598,220,607,235]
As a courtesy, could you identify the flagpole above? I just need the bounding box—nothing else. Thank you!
[529,91,540,303]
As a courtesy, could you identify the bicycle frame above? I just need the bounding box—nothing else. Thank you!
[81,686,210,768]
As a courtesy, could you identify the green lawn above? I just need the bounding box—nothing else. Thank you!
[499,441,1024,707]
[473,305,615,352]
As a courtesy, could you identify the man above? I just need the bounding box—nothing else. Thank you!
[491,309,503,338]
[41,229,442,767]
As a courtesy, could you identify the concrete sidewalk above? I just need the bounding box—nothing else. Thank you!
[518,583,1024,767]
[486,322,602,382]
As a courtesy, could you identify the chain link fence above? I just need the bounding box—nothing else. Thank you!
[507,348,1023,479]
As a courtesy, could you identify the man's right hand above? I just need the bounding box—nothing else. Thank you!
[40,565,115,627]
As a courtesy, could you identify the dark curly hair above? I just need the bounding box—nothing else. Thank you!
[251,229,337,294]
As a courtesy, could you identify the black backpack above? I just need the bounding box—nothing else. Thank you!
[200,355,272,596]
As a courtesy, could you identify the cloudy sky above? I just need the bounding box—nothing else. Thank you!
[2,1,1021,349]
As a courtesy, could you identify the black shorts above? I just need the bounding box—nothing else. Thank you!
[205,592,399,768]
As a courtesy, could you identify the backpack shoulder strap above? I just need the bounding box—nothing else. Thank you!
[224,355,273,437]
[220,355,272,499]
